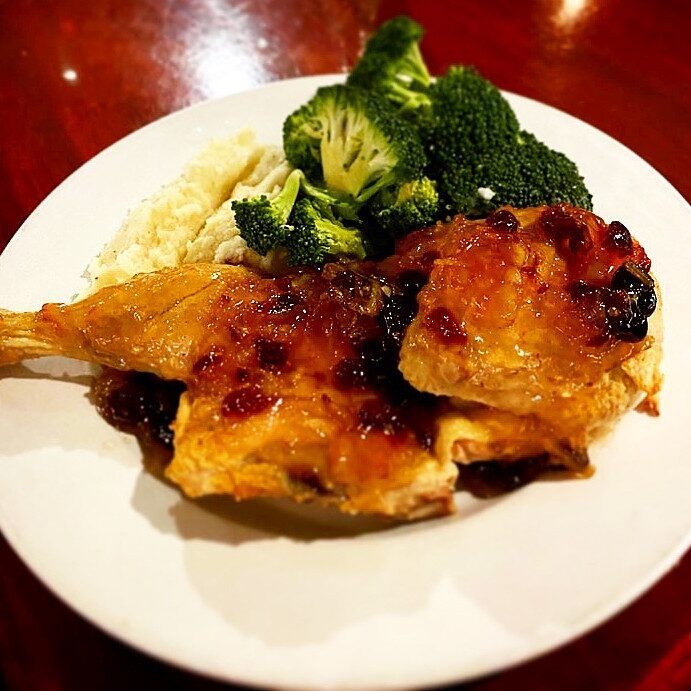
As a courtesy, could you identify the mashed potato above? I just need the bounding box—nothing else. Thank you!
[184,145,291,270]
[85,129,291,292]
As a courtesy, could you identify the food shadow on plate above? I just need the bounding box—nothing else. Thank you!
[134,441,602,648]
[0,360,93,386]
[175,492,517,647]
[170,475,613,649]
[0,360,110,457]
[130,458,499,546]
[129,444,536,649]
[127,456,513,647]
[3,361,594,646]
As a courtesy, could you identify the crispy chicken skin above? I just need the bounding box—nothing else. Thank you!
[0,205,662,517]
[0,263,456,519]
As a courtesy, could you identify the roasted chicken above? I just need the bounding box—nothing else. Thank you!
[379,206,662,468]
[0,205,661,518]
[0,262,457,518]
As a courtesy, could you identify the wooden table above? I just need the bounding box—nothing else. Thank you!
[1,1,689,688]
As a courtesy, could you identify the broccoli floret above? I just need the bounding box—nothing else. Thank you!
[233,169,364,262]
[283,84,426,203]
[482,132,593,211]
[287,198,367,267]
[426,65,592,216]
[426,65,519,174]
[439,131,593,216]
[231,168,302,255]
[368,176,439,236]
[299,174,360,222]
[347,16,431,113]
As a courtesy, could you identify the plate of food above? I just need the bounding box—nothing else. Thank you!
[0,17,689,690]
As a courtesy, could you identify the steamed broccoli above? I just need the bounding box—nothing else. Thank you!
[439,131,593,216]
[231,168,303,255]
[299,174,360,222]
[426,65,592,216]
[268,18,593,268]
[287,197,367,267]
[367,176,439,236]
[283,84,426,203]
[347,16,431,113]
[233,169,363,263]
[426,65,520,174]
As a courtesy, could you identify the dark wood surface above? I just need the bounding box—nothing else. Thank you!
[1,1,690,689]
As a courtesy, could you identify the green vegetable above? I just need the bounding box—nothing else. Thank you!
[439,131,593,216]
[233,169,363,262]
[282,84,426,203]
[299,174,360,223]
[347,16,431,113]
[426,65,520,173]
[427,66,592,216]
[367,176,439,236]
[231,168,303,255]
[258,17,594,268]
[287,197,367,267]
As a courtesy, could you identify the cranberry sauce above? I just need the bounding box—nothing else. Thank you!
[456,456,553,498]
[424,306,468,344]
[92,368,185,449]
[221,384,275,418]
[330,266,439,449]
[538,207,656,342]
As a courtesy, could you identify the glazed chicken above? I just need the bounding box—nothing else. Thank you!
[0,262,457,518]
[379,206,662,468]
[0,205,661,518]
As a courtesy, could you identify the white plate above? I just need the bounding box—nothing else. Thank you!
[1,75,690,689]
